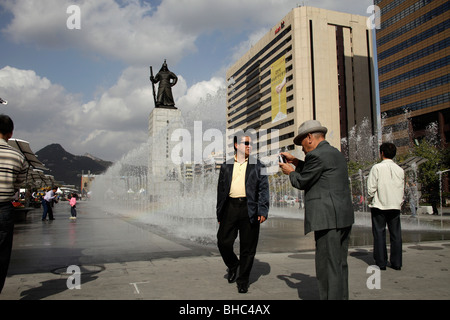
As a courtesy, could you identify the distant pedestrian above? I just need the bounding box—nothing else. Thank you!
[367,142,404,271]
[0,114,28,293]
[69,193,77,220]
[406,181,418,217]
[429,186,439,215]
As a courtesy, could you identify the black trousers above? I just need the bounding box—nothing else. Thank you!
[217,198,260,285]
[371,208,402,268]
[0,202,14,293]
[314,226,351,300]
[41,200,54,220]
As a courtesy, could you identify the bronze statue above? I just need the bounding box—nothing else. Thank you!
[150,60,178,109]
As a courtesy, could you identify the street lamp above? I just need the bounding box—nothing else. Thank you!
[436,169,450,216]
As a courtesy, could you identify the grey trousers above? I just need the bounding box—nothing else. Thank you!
[314,226,352,300]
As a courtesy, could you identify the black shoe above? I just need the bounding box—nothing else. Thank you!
[227,268,237,283]
[379,266,386,270]
[237,283,248,294]
[391,266,401,270]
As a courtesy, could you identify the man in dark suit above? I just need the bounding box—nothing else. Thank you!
[280,120,354,300]
[216,133,269,294]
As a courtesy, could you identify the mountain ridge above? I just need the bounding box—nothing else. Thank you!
[35,144,113,188]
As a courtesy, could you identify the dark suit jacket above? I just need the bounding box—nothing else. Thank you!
[289,141,354,234]
[216,156,269,224]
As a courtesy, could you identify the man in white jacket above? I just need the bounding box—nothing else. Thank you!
[367,142,404,270]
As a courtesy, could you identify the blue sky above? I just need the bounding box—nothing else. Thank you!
[0,0,373,161]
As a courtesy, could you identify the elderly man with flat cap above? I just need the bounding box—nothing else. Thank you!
[279,120,354,300]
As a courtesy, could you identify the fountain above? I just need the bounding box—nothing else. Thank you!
[341,115,449,235]
[89,118,218,244]
[90,89,449,250]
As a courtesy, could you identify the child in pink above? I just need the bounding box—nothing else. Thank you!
[69,193,77,220]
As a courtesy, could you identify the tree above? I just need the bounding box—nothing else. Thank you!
[412,125,450,204]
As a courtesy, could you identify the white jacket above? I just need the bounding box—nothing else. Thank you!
[367,159,405,210]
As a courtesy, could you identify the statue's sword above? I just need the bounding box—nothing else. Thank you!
[149,66,157,107]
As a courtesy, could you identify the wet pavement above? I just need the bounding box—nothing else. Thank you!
[2,201,450,310]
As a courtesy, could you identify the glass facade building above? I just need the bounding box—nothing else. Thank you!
[375,0,449,153]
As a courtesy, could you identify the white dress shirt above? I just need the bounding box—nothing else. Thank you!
[367,159,405,210]
[44,190,56,202]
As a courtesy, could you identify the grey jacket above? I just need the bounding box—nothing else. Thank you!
[289,141,354,234]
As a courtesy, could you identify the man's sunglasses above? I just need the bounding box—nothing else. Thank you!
[239,141,252,146]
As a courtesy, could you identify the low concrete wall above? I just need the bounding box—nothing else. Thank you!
[417,206,433,215]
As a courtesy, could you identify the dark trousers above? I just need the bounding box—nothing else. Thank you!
[41,200,54,220]
[71,206,77,217]
[431,201,439,215]
[217,198,260,285]
[371,208,402,268]
[0,202,14,293]
[314,226,351,300]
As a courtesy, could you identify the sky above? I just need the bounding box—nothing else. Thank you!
[0,0,374,162]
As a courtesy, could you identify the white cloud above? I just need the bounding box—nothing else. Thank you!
[177,76,227,131]
[177,77,225,111]
[0,66,80,151]
[0,65,147,160]
[0,0,375,162]
[0,65,226,161]
[2,0,196,66]
[2,0,373,67]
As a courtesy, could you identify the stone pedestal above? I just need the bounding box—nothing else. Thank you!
[148,107,183,198]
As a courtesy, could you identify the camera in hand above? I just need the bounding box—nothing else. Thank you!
[278,154,286,163]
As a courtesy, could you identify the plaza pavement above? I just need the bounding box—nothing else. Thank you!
[1,201,449,307]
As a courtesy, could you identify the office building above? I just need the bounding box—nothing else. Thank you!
[226,6,377,160]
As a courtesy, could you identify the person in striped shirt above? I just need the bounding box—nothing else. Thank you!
[0,114,28,293]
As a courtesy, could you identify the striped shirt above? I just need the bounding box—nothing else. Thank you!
[0,139,28,202]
